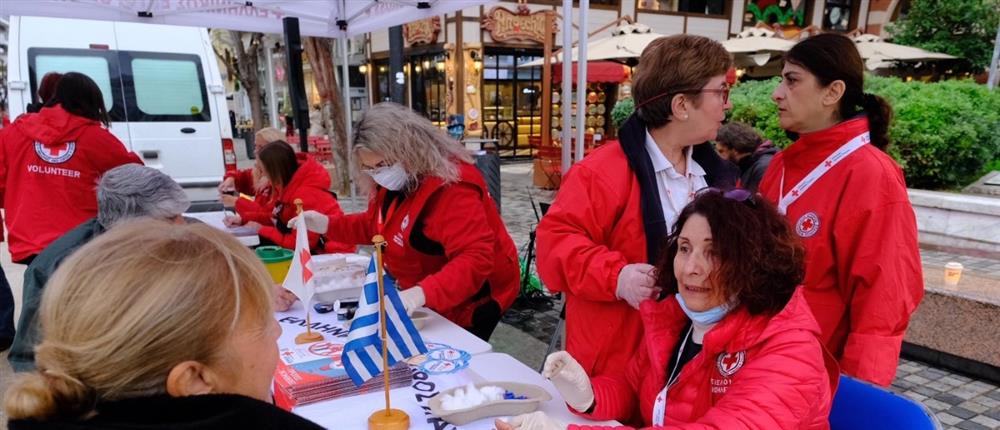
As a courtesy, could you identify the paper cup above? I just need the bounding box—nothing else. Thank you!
[944,262,964,286]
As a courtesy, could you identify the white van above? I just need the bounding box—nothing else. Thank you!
[5,16,237,210]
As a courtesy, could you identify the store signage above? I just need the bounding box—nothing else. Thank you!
[482,5,553,44]
[404,16,441,45]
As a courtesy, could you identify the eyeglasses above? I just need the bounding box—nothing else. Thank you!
[636,84,731,109]
[695,187,756,207]
[360,160,391,175]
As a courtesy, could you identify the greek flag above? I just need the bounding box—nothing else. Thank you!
[343,256,428,386]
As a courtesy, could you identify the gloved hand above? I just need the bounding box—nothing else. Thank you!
[542,351,594,412]
[495,412,566,430]
[286,210,330,234]
[616,263,660,309]
[399,287,425,316]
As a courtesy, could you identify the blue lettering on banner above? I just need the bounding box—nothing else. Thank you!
[277,316,350,338]
[410,369,456,430]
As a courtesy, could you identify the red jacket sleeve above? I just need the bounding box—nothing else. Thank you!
[416,183,495,311]
[225,168,256,195]
[571,332,832,430]
[235,197,270,224]
[536,164,629,302]
[85,127,143,172]
[578,344,647,423]
[326,193,377,246]
[258,189,344,251]
[834,199,923,386]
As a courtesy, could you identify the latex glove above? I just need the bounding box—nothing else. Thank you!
[244,221,262,234]
[495,412,567,430]
[273,285,298,312]
[616,263,660,309]
[542,351,594,412]
[399,287,425,316]
[223,214,242,227]
[286,210,330,234]
[219,176,236,193]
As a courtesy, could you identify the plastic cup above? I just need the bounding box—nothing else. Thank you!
[944,262,964,287]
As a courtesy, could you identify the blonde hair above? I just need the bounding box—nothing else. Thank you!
[352,102,472,191]
[3,220,274,421]
[255,126,284,145]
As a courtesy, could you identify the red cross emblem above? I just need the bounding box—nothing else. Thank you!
[34,141,76,164]
[824,160,833,167]
[716,351,746,376]
[299,249,313,284]
[791,189,799,197]
[795,212,821,238]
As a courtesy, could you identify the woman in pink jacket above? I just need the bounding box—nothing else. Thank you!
[499,190,838,430]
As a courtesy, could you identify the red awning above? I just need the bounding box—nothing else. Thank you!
[553,61,628,84]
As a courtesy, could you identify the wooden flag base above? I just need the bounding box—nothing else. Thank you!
[368,409,409,430]
[295,331,324,344]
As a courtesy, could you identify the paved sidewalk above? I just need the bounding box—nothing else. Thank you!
[491,161,1000,430]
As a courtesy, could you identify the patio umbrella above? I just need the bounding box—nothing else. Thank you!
[721,27,796,67]
[852,34,957,70]
[520,23,666,67]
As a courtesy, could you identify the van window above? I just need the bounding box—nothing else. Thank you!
[120,52,210,122]
[129,55,209,121]
[34,55,114,109]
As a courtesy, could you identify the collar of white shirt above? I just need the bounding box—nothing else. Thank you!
[644,129,706,179]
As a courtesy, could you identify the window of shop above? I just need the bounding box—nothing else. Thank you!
[744,0,811,28]
[409,52,447,127]
[371,58,409,106]
[823,0,854,32]
[482,48,543,158]
[638,0,725,15]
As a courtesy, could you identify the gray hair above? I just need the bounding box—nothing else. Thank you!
[352,102,473,190]
[97,165,190,228]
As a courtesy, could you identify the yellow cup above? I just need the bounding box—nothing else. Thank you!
[944,262,963,287]
[255,246,294,284]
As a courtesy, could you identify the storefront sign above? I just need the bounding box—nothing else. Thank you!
[482,5,553,44]
[404,16,441,45]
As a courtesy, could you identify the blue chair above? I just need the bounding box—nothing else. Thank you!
[830,375,941,430]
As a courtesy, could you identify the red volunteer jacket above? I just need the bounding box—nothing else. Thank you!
[328,162,518,328]
[573,290,838,430]
[243,155,353,253]
[0,106,141,261]
[758,117,923,386]
[226,163,275,220]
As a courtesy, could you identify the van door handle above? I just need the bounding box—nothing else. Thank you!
[141,150,159,159]
[180,127,196,134]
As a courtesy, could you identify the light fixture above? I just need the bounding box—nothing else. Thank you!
[422,60,431,70]
[473,60,483,71]
[415,65,422,73]
[436,61,445,72]
[359,63,368,74]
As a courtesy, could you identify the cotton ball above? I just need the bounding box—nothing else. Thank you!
[439,384,507,411]
[479,385,505,401]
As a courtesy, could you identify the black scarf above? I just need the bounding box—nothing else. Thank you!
[617,114,739,264]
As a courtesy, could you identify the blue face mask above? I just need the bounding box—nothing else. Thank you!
[675,293,730,325]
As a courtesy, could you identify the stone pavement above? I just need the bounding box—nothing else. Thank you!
[490,160,1000,430]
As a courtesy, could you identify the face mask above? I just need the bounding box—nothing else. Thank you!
[675,293,730,325]
[368,162,409,191]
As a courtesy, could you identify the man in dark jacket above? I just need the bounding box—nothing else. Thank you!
[715,122,778,192]
[8,164,189,371]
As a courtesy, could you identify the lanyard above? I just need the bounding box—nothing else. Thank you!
[778,132,869,215]
[376,194,401,236]
[652,325,694,426]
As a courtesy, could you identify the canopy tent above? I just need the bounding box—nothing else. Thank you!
[2,0,497,200]
[851,34,957,70]
[0,0,491,38]
[721,27,796,67]
[522,23,665,67]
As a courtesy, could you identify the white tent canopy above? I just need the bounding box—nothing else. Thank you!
[521,23,665,67]
[0,0,491,38]
[852,34,957,70]
[721,27,796,67]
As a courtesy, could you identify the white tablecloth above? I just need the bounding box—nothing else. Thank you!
[184,210,260,246]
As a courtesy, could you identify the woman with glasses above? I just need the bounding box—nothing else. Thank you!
[536,35,739,380]
[499,190,837,430]
[224,141,353,254]
[759,33,922,387]
[290,102,518,341]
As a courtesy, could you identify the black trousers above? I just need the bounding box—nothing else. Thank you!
[467,299,503,342]
[1,262,15,351]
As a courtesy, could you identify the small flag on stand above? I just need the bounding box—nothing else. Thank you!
[343,257,428,386]
[282,215,315,305]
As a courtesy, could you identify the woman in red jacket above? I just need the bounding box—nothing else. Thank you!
[224,141,352,254]
[536,35,739,379]
[500,190,838,430]
[291,102,518,341]
[218,126,284,215]
[759,33,923,386]
[0,72,141,264]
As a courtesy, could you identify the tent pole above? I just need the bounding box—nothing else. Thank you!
[574,0,589,163]
[561,0,573,174]
[339,36,357,205]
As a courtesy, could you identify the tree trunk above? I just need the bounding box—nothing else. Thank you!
[228,31,266,132]
[304,37,350,195]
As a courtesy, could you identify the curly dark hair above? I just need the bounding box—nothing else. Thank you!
[655,189,805,315]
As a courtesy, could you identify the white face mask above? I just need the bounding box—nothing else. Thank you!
[368,162,409,191]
